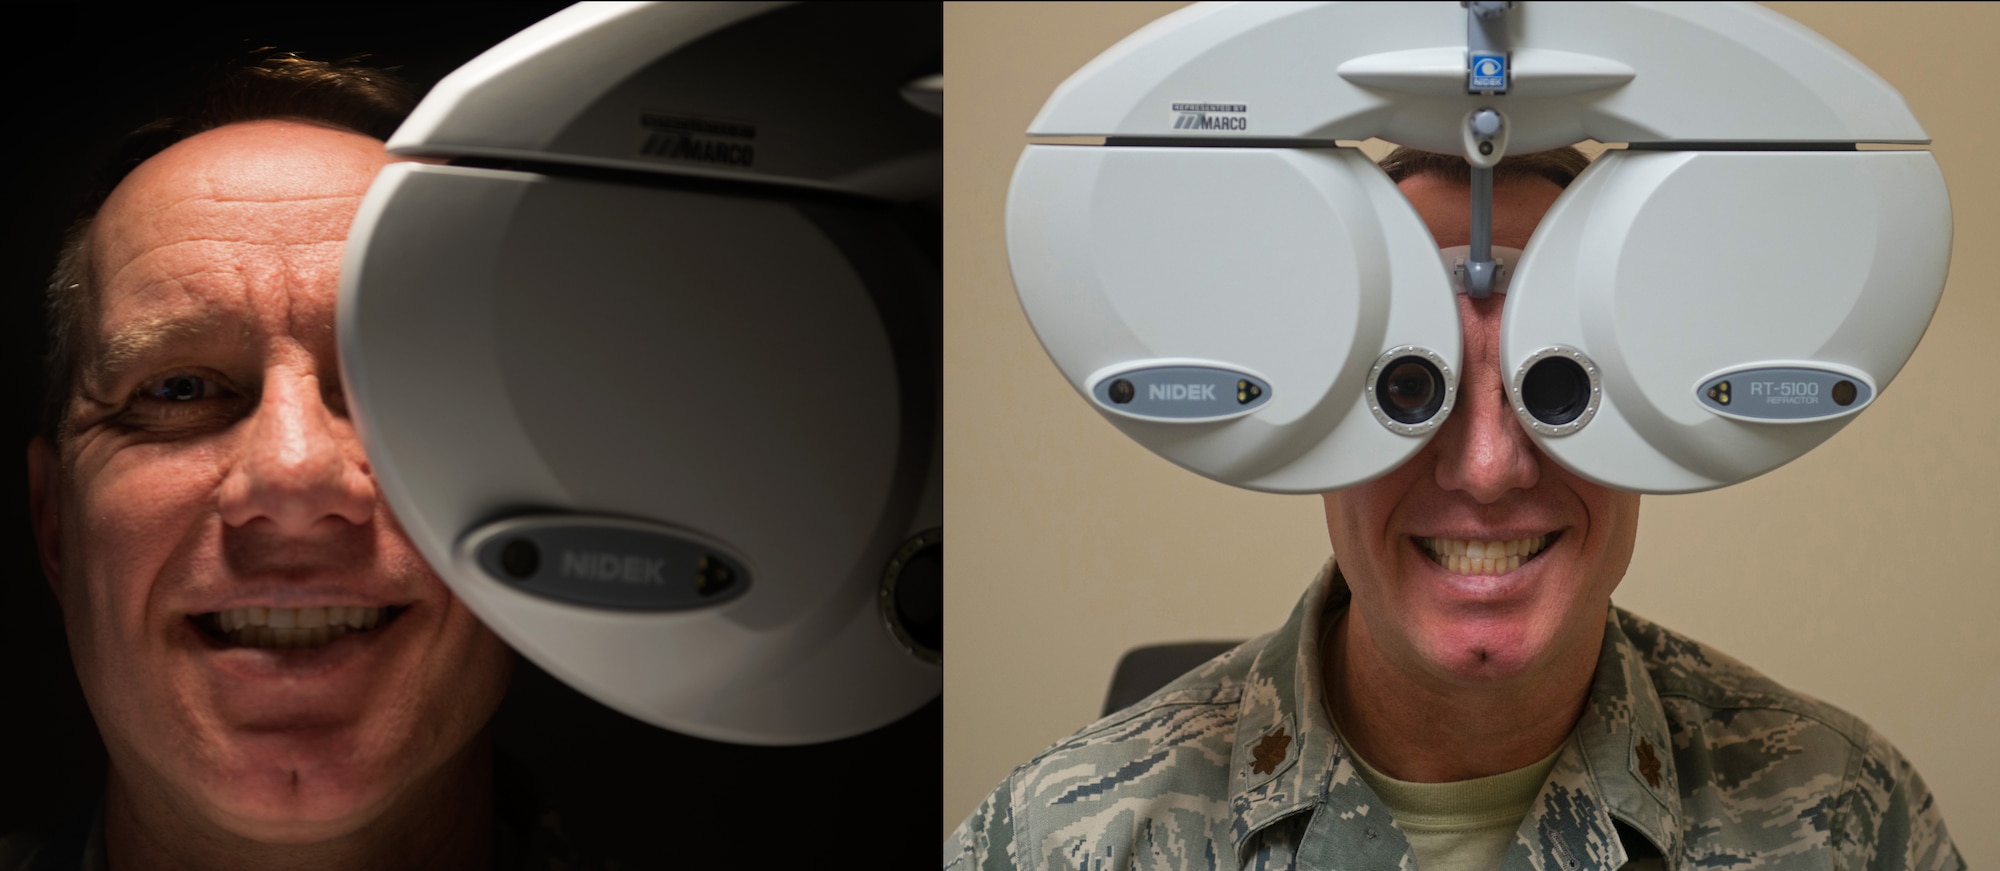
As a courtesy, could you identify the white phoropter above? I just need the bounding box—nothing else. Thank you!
[339,2,941,745]
[1008,1,1951,494]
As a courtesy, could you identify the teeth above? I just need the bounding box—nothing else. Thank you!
[1417,536,1551,576]
[204,606,389,649]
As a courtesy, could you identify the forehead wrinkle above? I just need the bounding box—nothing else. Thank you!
[99,181,360,256]
[106,199,359,252]
[202,193,367,204]
[139,187,366,213]
[123,191,367,237]
[100,238,345,298]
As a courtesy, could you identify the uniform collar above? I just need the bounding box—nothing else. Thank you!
[1226,560,1686,869]
[1573,606,1685,861]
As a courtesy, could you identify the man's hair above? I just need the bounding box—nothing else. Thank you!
[40,52,417,444]
[1378,144,1593,189]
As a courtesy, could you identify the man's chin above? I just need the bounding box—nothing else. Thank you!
[1393,551,1599,684]
[187,742,407,843]
[1402,614,1562,687]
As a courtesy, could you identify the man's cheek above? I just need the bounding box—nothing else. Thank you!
[66,484,173,638]
[88,458,214,538]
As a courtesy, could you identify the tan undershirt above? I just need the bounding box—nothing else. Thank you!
[1334,718,1560,871]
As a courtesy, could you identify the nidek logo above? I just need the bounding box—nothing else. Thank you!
[1150,383,1218,401]
[1171,102,1248,131]
[640,112,756,167]
[562,550,668,585]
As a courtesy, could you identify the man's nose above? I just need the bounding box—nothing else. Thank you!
[217,371,374,534]
[1431,376,1541,503]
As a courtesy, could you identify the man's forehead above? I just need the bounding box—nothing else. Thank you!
[1396,173,1563,249]
[75,121,377,395]
[108,119,390,208]
[92,120,389,273]
[97,196,364,263]
[90,119,389,265]
[93,223,348,316]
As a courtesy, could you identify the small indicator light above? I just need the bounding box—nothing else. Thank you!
[696,555,735,596]
[1832,380,1857,406]
[1109,379,1135,404]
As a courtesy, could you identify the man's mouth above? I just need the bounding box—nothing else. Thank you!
[190,606,408,650]
[1415,534,1557,575]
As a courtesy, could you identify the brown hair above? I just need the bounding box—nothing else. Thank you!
[1377,144,1593,189]
[41,52,417,443]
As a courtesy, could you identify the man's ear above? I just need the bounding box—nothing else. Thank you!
[27,436,63,600]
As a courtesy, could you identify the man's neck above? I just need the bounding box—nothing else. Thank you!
[1325,610,1600,783]
[102,734,497,871]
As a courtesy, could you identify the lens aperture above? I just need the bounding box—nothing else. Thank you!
[1375,356,1445,425]
[1521,356,1590,425]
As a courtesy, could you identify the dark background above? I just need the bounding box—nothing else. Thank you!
[1,3,940,865]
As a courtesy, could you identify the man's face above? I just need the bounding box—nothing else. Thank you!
[28,120,513,839]
[1322,171,1641,689]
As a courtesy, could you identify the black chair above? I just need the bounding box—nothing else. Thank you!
[1103,641,1245,716]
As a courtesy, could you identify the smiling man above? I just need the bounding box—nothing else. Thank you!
[10,58,524,870]
[946,148,1962,870]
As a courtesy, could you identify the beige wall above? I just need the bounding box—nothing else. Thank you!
[944,2,2000,864]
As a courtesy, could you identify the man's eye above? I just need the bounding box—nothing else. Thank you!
[143,374,221,402]
[118,373,244,429]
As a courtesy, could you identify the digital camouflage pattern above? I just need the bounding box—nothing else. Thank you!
[946,562,1963,871]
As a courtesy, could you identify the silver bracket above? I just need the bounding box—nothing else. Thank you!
[1462,1,1513,298]
[1466,1,1512,95]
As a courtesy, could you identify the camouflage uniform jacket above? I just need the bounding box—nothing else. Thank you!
[946,562,1962,871]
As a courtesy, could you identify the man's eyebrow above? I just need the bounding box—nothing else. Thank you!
[82,311,236,397]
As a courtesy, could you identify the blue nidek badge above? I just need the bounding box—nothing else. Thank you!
[1090,365,1270,422]
[1696,366,1873,424]
[1469,52,1508,92]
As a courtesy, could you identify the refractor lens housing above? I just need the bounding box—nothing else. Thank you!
[1375,355,1446,425]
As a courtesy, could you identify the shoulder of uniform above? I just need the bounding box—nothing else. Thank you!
[1002,632,1264,790]
[1016,634,1265,799]
[1613,609,1963,869]
[946,636,1268,869]
[1613,606,1868,746]
[1057,632,1265,746]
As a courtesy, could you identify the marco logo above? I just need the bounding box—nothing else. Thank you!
[639,112,756,167]
[562,550,668,585]
[1150,383,1217,401]
[1172,113,1247,131]
[1170,102,1247,131]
